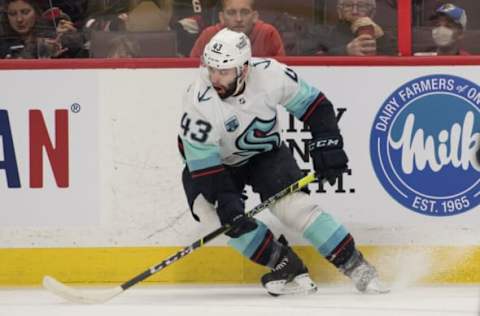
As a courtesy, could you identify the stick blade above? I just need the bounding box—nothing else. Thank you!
[43,275,123,304]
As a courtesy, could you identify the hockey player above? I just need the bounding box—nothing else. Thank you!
[178,28,389,295]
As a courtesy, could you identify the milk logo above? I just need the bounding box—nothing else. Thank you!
[370,74,480,216]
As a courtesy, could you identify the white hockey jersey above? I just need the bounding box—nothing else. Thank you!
[179,58,322,173]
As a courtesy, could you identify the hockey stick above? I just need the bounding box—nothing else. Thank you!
[43,172,317,304]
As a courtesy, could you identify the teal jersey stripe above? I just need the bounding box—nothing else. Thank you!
[284,79,321,119]
[303,212,348,257]
[228,221,268,258]
[183,139,222,172]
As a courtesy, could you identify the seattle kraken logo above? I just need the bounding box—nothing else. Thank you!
[370,74,480,216]
[234,117,280,157]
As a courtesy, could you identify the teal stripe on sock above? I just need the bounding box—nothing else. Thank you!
[228,221,268,258]
[303,212,349,256]
[317,226,349,256]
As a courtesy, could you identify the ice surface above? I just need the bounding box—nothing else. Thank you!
[0,284,478,316]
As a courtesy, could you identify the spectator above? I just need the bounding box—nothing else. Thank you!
[189,0,285,57]
[123,0,172,32]
[302,0,396,56]
[430,3,468,56]
[82,1,129,33]
[36,0,88,26]
[83,0,172,32]
[0,0,63,58]
[170,0,218,56]
[83,0,172,51]
[42,6,89,58]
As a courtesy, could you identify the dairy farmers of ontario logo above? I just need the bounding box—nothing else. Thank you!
[370,74,480,216]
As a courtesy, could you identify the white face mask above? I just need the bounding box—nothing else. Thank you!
[432,26,455,47]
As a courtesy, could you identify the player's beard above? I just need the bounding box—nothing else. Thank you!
[214,79,237,99]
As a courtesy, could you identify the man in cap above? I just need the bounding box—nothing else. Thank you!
[189,0,285,57]
[300,0,396,56]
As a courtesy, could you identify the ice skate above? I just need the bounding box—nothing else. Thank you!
[261,243,317,296]
[342,251,390,294]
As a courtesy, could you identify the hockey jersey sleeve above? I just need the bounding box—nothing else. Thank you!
[272,59,339,136]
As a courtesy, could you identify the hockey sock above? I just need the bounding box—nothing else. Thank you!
[302,211,355,267]
[326,233,356,268]
[228,220,283,268]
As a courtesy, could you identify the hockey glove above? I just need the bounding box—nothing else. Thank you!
[309,132,349,185]
[216,193,258,238]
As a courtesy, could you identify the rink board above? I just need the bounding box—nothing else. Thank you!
[0,65,479,285]
[0,245,479,285]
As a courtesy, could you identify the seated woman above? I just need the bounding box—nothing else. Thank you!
[0,0,86,58]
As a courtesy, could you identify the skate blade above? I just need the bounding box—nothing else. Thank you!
[264,273,318,296]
